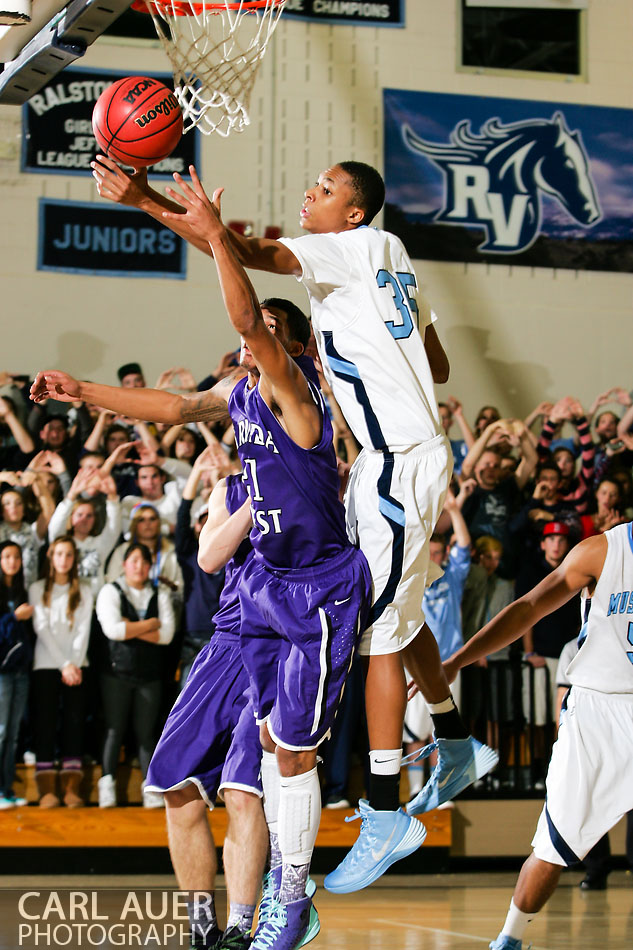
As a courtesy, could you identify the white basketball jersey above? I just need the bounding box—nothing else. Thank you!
[566,522,633,694]
[280,228,442,452]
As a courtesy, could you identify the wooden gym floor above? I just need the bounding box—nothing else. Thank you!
[0,872,631,949]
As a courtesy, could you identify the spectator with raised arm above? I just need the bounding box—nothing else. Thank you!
[0,396,34,470]
[26,449,71,498]
[537,398,594,513]
[510,462,581,557]
[461,418,537,490]
[48,468,122,597]
[29,406,92,476]
[0,475,55,586]
[523,402,553,447]
[438,396,475,477]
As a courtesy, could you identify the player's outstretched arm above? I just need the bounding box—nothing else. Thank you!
[443,534,607,682]
[92,156,216,258]
[163,167,301,275]
[30,370,239,426]
[182,191,320,449]
[197,478,252,574]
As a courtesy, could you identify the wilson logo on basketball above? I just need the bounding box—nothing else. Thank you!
[134,95,180,130]
[121,78,158,105]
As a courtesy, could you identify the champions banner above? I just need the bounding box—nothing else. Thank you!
[283,0,403,26]
[383,89,633,272]
[22,67,198,178]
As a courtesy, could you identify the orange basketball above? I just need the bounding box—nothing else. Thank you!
[92,76,183,168]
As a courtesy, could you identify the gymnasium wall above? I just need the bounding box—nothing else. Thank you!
[0,0,630,416]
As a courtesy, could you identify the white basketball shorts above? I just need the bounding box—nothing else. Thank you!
[532,685,633,866]
[345,434,451,656]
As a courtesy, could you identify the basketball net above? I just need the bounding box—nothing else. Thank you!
[133,0,285,137]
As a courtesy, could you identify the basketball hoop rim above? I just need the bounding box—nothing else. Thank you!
[132,0,284,15]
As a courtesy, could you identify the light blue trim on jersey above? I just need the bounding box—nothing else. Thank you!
[628,522,633,555]
[378,497,406,527]
[327,356,361,379]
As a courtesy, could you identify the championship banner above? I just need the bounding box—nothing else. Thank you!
[22,67,198,177]
[38,199,187,279]
[283,0,404,27]
[383,89,633,272]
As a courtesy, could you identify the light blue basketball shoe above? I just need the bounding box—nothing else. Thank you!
[324,799,427,893]
[406,736,499,815]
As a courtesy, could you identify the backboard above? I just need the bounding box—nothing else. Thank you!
[0,0,135,104]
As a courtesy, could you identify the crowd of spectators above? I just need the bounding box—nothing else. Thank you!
[0,359,631,811]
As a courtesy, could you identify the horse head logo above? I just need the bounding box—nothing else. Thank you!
[402,112,601,253]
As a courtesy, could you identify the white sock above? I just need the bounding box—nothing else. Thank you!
[427,694,455,715]
[278,766,321,866]
[369,748,403,775]
[501,897,536,940]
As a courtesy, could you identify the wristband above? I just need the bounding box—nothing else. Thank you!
[524,651,536,658]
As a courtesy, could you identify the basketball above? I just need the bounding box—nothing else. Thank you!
[92,76,183,168]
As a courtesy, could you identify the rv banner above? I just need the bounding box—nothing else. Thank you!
[383,89,633,272]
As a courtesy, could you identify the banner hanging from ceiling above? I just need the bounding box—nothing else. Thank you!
[283,1,403,27]
[383,88,633,272]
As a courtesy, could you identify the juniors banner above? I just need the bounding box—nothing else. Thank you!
[38,200,186,279]
[283,0,403,26]
[383,89,633,272]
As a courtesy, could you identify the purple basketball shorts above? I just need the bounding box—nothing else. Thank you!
[145,635,262,807]
[239,545,371,751]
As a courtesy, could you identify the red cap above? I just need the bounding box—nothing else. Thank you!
[543,521,569,537]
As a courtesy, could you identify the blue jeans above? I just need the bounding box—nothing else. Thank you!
[0,671,29,796]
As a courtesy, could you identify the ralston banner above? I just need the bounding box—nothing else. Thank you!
[22,67,198,178]
[283,0,403,27]
[38,199,186,279]
[383,89,633,272]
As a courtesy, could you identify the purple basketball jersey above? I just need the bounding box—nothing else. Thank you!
[228,361,349,569]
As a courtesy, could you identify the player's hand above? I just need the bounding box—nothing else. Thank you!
[406,678,419,700]
[163,166,224,240]
[525,653,546,668]
[30,370,82,404]
[92,156,149,207]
